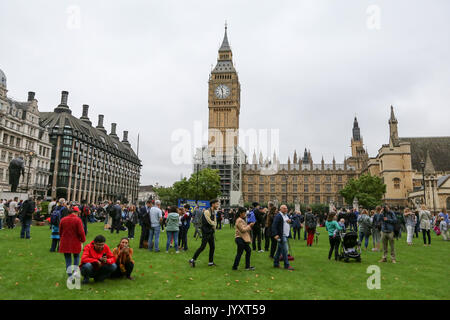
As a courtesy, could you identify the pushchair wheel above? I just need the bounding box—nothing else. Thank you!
[344,258,349,263]
[356,257,361,262]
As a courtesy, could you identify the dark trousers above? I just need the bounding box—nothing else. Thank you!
[233,237,251,269]
[304,229,307,240]
[111,262,134,278]
[264,227,270,251]
[7,215,15,228]
[252,227,262,251]
[422,229,431,245]
[350,222,358,232]
[20,218,32,239]
[139,226,150,248]
[50,238,60,252]
[328,236,340,260]
[217,219,222,230]
[179,225,189,250]
[110,219,121,234]
[269,236,277,258]
[293,227,301,240]
[127,224,136,239]
[64,253,80,276]
[81,263,117,282]
[192,232,215,263]
[82,218,88,236]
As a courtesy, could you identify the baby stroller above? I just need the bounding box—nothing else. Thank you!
[337,230,361,262]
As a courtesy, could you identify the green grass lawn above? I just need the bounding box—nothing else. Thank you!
[0,222,448,300]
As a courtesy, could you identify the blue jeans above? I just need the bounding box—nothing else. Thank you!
[81,263,117,282]
[0,217,3,229]
[20,218,32,239]
[166,231,179,251]
[64,253,80,276]
[274,236,289,268]
[148,225,161,251]
[359,231,370,249]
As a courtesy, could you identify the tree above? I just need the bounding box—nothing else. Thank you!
[339,174,386,209]
[188,168,221,201]
[154,168,221,206]
[153,186,177,206]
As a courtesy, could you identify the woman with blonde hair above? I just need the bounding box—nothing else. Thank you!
[419,205,432,246]
[404,207,416,245]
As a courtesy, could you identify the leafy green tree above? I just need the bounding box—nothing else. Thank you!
[188,168,221,201]
[154,168,221,206]
[339,174,386,209]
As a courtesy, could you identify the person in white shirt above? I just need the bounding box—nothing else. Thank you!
[8,197,19,229]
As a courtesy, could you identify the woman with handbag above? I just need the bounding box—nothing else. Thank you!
[232,207,255,271]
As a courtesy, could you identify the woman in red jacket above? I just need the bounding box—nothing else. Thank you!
[59,206,86,277]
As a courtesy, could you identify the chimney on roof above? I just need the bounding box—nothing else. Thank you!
[110,123,118,138]
[80,105,92,126]
[28,92,35,101]
[96,114,107,133]
[61,91,69,105]
[54,91,72,114]
[122,131,131,146]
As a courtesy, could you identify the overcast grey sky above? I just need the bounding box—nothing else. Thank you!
[1,0,449,186]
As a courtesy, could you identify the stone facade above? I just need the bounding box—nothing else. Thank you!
[0,69,52,197]
[364,106,450,211]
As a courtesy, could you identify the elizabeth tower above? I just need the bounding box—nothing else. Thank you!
[208,24,241,159]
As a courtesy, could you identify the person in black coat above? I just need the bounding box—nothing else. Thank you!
[138,201,152,249]
[20,197,36,239]
[110,201,123,234]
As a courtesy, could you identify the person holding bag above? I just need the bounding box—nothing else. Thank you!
[232,207,255,271]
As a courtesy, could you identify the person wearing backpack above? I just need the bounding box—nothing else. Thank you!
[189,199,219,268]
[358,209,372,251]
[379,205,397,263]
[20,197,36,240]
[50,203,64,252]
[305,207,317,247]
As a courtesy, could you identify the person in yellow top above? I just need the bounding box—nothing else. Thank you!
[189,199,219,268]
[111,238,135,280]
[232,207,256,271]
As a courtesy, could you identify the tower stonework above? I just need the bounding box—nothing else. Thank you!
[208,25,241,157]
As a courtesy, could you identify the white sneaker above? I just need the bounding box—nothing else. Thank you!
[258,250,264,253]
[176,251,180,254]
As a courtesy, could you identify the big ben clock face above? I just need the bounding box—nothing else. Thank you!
[215,84,230,99]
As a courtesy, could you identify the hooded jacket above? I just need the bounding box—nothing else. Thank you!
[80,240,116,267]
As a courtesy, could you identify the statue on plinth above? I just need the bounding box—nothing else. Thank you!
[8,157,25,192]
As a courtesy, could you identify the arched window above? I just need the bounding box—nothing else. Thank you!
[393,178,400,189]
[447,197,450,210]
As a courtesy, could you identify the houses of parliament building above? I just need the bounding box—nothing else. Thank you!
[200,25,450,211]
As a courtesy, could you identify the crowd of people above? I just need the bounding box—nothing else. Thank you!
[0,196,448,283]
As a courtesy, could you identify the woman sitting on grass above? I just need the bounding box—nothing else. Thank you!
[112,237,135,280]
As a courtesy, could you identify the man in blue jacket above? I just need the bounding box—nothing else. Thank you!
[379,205,397,263]
[271,205,294,270]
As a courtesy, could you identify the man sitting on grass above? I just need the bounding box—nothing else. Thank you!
[80,234,117,284]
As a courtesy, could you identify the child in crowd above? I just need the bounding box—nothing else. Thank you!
[338,218,346,232]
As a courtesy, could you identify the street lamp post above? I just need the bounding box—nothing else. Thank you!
[26,150,36,193]
[420,160,426,204]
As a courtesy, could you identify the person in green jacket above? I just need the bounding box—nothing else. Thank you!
[165,206,180,253]
[325,212,342,261]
